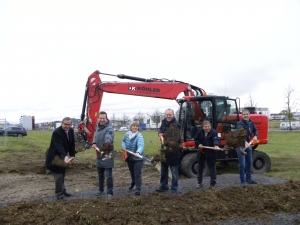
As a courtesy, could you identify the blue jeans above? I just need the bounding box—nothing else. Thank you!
[236,147,253,184]
[127,160,143,192]
[159,162,179,193]
[97,167,114,195]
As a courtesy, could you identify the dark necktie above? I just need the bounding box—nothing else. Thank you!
[66,131,69,141]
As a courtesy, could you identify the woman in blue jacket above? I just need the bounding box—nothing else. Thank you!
[122,121,145,196]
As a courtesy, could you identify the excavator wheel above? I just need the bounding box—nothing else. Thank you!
[180,153,209,178]
[252,150,271,174]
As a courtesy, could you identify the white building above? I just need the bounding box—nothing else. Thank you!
[241,107,270,119]
[20,115,35,130]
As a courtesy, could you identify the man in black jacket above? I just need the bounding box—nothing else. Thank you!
[156,108,181,195]
[194,120,220,189]
[45,117,75,200]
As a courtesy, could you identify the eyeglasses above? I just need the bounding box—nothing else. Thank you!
[242,114,250,116]
[63,123,72,126]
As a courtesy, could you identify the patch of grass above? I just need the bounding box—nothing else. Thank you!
[0,130,52,152]
[258,131,300,181]
[268,121,281,129]
[1,130,299,181]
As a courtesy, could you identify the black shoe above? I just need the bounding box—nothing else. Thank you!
[57,196,65,201]
[247,180,257,184]
[135,192,140,196]
[96,191,104,196]
[129,183,135,190]
[156,187,169,192]
[63,192,72,197]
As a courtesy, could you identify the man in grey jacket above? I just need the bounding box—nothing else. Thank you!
[92,111,115,199]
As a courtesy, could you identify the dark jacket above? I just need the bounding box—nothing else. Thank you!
[45,126,76,173]
[237,119,258,142]
[194,128,220,161]
[158,117,181,166]
[93,120,114,168]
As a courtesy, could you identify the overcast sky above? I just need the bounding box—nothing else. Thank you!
[0,0,299,124]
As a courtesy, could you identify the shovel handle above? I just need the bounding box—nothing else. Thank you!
[126,149,143,158]
[200,146,227,151]
[125,150,152,162]
[241,140,254,151]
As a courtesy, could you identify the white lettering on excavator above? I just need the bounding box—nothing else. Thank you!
[128,86,160,92]
[128,86,136,91]
[137,86,160,92]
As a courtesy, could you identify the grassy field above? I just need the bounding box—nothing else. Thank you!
[0,129,299,181]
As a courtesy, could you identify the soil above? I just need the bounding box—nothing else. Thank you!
[1,150,300,225]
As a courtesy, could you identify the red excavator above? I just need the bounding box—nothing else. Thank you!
[77,70,271,178]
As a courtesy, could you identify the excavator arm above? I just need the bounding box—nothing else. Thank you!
[77,70,205,148]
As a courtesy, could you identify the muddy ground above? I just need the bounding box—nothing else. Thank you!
[1,150,300,225]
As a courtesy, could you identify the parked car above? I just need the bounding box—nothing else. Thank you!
[118,127,128,131]
[279,121,300,130]
[290,122,300,130]
[279,122,288,130]
[0,127,27,137]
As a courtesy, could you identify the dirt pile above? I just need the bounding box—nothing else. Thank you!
[1,150,300,224]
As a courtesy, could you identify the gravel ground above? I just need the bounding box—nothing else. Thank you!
[3,173,300,224]
[37,173,288,201]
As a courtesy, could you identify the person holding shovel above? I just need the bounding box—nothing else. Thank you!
[92,111,115,199]
[194,120,220,189]
[156,108,181,195]
[45,117,75,201]
[121,121,145,196]
[236,109,258,187]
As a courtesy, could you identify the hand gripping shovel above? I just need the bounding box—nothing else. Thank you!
[94,147,114,162]
[239,140,254,155]
[125,150,153,166]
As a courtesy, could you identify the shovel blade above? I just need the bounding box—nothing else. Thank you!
[143,161,152,166]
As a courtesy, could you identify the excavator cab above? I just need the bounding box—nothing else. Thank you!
[177,96,242,178]
[178,96,239,145]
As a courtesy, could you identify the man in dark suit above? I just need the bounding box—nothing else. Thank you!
[194,120,220,189]
[45,117,75,200]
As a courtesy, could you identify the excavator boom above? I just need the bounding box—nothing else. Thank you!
[77,70,205,148]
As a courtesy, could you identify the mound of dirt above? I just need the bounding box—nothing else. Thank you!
[1,150,300,225]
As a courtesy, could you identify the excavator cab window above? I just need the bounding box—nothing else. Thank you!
[179,101,196,140]
[214,98,239,139]
[199,100,213,124]
[178,96,239,142]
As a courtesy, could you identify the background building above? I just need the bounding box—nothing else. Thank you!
[20,115,35,130]
[241,107,270,119]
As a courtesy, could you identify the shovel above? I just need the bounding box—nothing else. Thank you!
[125,150,153,166]
[239,140,254,155]
[200,146,229,151]
[94,147,115,161]
[159,135,167,151]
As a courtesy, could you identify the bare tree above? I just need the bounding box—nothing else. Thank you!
[283,85,298,131]
[150,109,162,130]
[244,93,258,107]
[110,113,117,127]
[133,111,145,124]
[121,114,130,127]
